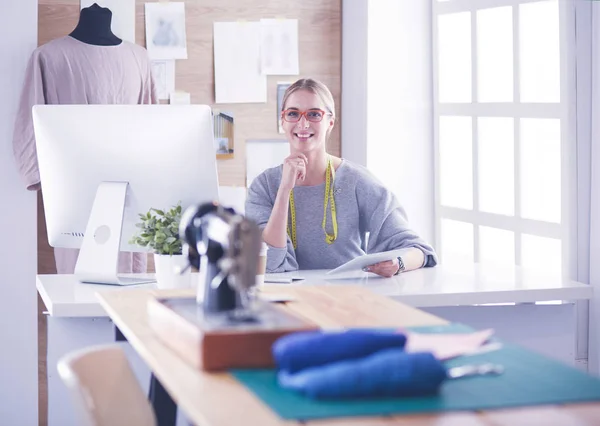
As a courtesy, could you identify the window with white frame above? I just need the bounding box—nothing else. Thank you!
[433,0,571,276]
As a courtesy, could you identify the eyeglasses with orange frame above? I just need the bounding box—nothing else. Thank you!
[281,109,331,123]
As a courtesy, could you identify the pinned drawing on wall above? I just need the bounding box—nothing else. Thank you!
[151,60,176,100]
[80,0,135,43]
[213,21,267,103]
[277,82,292,134]
[145,2,188,60]
[213,110,235,159]
[260,19,299,76]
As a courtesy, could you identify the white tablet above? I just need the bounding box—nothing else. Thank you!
[326,248,412,276]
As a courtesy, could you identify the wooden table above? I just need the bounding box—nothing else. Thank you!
[97,285,600,426]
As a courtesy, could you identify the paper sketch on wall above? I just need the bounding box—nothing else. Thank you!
[145,2,188,60]
[277,82,292,133]
[260,19,299,75]
[213,110,234,156]
[151,60,175,100]
[80,0,135,43]
[213,21,267,103]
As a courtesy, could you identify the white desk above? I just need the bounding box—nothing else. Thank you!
[267,263,592,307]
[36,274,189,426]
[37,265,591,316]
[36,274,157,317]
[37,265,592,426]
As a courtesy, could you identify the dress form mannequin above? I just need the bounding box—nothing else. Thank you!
[70,3,121,46]
[15,2,156,276]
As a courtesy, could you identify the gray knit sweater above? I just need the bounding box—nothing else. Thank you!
[245,160,438,273]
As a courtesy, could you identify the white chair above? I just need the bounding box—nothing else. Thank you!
[57,344,157,426]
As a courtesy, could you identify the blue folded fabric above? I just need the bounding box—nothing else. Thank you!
[273,330,407,373]
[277,349,447,399]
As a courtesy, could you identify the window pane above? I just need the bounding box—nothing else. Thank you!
[441,219,474,263]
[520,118,561,223]
[477,7,513,102]
[480,226,514,266]
[522,234,561,276]
[438,12,471,103]
[519,1,560,102]
[439,116,473,209]
[479,118,514,215]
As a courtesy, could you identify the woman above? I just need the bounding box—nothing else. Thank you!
[245,78,437,277]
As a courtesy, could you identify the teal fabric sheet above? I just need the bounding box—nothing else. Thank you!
[231,324,600,421]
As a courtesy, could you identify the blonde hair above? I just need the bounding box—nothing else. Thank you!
[281,78,336,119]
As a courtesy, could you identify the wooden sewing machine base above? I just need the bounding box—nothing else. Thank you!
[147,296,317,371]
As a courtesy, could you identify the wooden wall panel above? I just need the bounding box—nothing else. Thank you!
[36,1,341,425]
[38,0,341,187]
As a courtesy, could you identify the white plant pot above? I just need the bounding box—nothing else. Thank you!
[154,254,191,289]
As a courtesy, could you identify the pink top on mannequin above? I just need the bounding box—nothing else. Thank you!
[13,34,157,273]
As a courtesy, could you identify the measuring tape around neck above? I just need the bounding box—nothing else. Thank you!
[288,157,338,249]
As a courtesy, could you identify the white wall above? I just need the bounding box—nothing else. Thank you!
[0,0,38,423]
[342,0,434,244]
[341,0,368,165]
[575,0,600,375]
[570,0,592,372]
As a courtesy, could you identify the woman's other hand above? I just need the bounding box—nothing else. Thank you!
[364,259,400,278]
[281,153,308,191]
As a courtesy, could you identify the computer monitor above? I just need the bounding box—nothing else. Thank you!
[33,104,219,285]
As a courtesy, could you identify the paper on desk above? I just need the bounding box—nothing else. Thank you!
[151,60,176,100]
[404,328,495,361]
[246,139,290,187]
[260,19,299,75]
[145,2,188,60]
[80,0,135,43]
[214,21,267,104]
[264,276,305,284]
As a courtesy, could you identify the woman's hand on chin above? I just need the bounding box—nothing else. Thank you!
[280,153,308,191]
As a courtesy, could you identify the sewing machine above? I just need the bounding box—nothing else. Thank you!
[147,202,316,371]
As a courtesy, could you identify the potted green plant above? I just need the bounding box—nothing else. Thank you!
[129,203,191,289]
